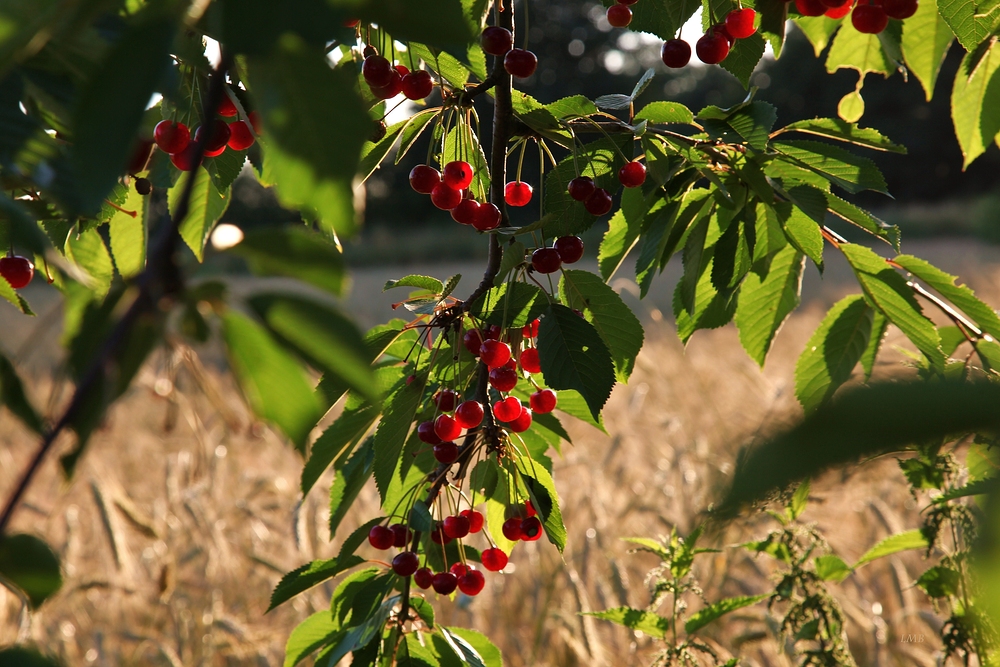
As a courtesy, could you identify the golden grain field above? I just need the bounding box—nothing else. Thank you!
[2,238,999,667]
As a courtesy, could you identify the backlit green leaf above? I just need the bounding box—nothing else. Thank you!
[735,245,804,366]
[0,534,62,608]
[537,303,615,420]
[685,594,769,634]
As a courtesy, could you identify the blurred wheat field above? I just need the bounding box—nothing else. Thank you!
[2,238,1000,667]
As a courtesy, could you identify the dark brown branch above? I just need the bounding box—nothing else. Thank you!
[0,53,234,538]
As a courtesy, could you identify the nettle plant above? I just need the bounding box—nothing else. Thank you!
[2,0,1000,666]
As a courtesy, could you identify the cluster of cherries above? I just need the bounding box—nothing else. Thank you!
[794,0,917,34]
[661,7,757,68]
[409,161,504,230]
[0,254,34,290]
[361,47,436,100]
[481,26,538,79]
[152,91,258,173]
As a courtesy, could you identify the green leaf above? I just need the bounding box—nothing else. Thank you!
[584,607,670,639]
[721,33,767,88]
[384,275,444,293]
[814,554,852,582]
[794,295,873,412]
[357,0,477,50]
[516,458,567,552]
[441,122,490,200]
[894,254,1000,340]
[796,16,842,56]
[773,140,888,194]
[721,380,1000,512]
[825,191,900,249]
[232,226,347,296]
[838,88,866,123]
[901,0,954,101]
[205,147,248,192]
[755,0,789,55]
[301,402,379,495]
[775,201,824,270]
[0,647,63,667]
[0,352,42,433]
[70,15,173,215]
[221,310,322,451]
[249,35,369,238]
[247,293,376,403]
[735,245,804,366]
[861,310,887,378]
[168,166,231,262]
[938,0,995,50]
[496,241,526,285]
[0,534,62,608]
[775,117,906,153]
[855,529,929,567]
[598,186,648,281]
[825,17,894,77]
[559,270,645,382]
[372,379,423,500]
[283,610,341,667]
[633,101,694,124]
[444,629,502,667]
[951,40,1000,169]
[916,565,962,598]
[933,476,1000,503]
[0,268,32,314]
[108,185,147,279]
[789,478,810,519]
[685,594,769,634]
[469,281,549,329]
[840,244,944,370]
[537,303,616,421]
[358,118,406,182]
[725,101,777,150]
[65,226,115,300]
[396,109,439,164]
[268,554,365,612]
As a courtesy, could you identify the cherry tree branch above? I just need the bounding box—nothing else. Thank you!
[0,53,234,538]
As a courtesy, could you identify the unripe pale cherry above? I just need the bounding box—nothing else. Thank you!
[530,389,558,414]
[505,181,533,206]
[554,235,585,263]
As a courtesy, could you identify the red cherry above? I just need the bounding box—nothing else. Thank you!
[153,120,190,155]
[344,18,360,27]
[522,318,540,338]
[0,256,33,289]
[443,515,471,539]
[169,143,200,171]
[473,202,502,231]
[530,389,557,414]
[725,8,757,38]
[584,188,613,216]
[531,247,562,274]
[520,348,541,374]
[696,32,730,64]
[433,441,459,464]
[247,110,262,134]
[460,509,484,533]
[417,421,442,445]
[434,414,462,442]
[795,0,828,15]
[481,547,508,571]
[480,339,512,369]
[401,70,434,100]
[618,0,639,4]
[451,198,480,225]
[127,139,153,174]
[509,407,533,433]
[883,0,917,18]
[392,551,420,576]
[368,525,394,550]
[567,176,596,201]
[481,26,514,55]
[430,522,453,544]
[524,500,537,517]
[414,567,434,589]
[489,366,518,392]
[362,55,394,87]
[371,70,403,99]
[661,39,692,68]
[606,3,633,27]
[463,329,484,356]
[494,397,523,422]
[435,389,458,412]
[712,23,736,46]
[454,401,484,429]
[852,3,889,32]
[194,120,231,154]
[502,517,523,541]
[218,94,238,117]
[504,49,538,78]
[504,181,533,207]
[227,120,255,150]
[825,0,854,17]
[450,562,471,577]
[432,572,458,595]
[410,165,441,194]
[484,325,503,340]
[443,161,474,190]
[458,570,486,596]
[520,516,543,541]
[554,235,585,264]
[390,523,412,547]
[431,183,463,210]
